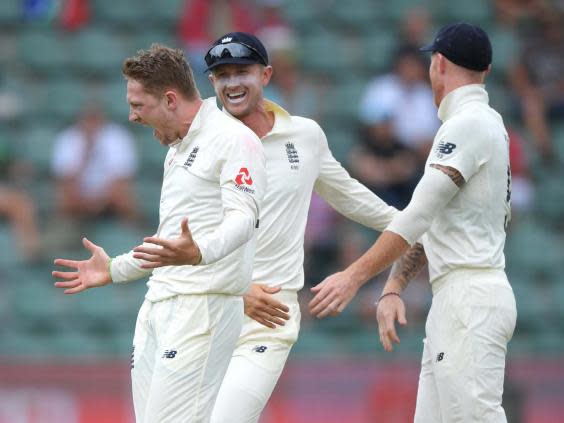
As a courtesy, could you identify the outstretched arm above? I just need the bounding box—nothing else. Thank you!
[309,165,463,318]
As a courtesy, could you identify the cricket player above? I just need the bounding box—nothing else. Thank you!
[132,32,398,422]
[52,45,266,423]
[309,23,517,422]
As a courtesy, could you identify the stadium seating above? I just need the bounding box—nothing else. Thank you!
[0,0,562,361]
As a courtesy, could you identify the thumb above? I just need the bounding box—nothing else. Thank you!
[180,218,191,237]
[82,237,97,253]
[397,305,408,326]
[262,285,281,294]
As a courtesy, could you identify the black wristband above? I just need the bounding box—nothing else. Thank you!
[376,292,401,306]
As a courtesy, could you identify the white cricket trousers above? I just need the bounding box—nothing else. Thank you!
[131,294,243,423]
[210,290,300,423]
[414,269,517,423]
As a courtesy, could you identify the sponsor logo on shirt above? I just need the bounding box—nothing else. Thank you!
[253,345,268,353]
[183,146,199,167]
[235,167,255,194]
[162,350,178,359]
[285,142,300,170]
[435,141,456,158]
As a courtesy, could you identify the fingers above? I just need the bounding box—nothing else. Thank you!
[82,237,98,253]
[140,261,165,269]
[53,258,80,269]
[54,280,80,289]
[309,290,339,319]
[249,310,287,329]
[142,237,170,248]
[260,295,290,313]
[308,281,329,309]
[133,245,171,257]
[133,247,170,261]
[261,284,282,295]
[52,270,79,281]
[316,299,341,319]
[63,284,87,295]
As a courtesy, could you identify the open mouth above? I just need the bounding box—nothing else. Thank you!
[226,91,247,105]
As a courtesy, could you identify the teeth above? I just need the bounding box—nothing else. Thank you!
[226,92,246,104]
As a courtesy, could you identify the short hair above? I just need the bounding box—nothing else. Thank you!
[122,44,198,100]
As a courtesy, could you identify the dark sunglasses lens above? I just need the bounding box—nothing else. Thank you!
[205,43,254,65]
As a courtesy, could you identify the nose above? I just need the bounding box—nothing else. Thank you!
[129,109,138,123]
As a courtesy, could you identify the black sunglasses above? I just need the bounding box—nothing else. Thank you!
[204,42,267,68]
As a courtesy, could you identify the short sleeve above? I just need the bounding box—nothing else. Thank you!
[428,117,491,181]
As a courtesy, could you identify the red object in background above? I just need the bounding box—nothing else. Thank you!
[1,359,564,422]
[178,0,258,46]
[60,0,90,31]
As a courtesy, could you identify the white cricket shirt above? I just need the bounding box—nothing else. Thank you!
[422,84,511,283]
[249,101,397,291]
[111,98,266,301]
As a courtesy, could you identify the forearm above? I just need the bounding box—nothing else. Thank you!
[382,242,427,294]
[196,209,255,265]
[111,246,154,283]
[345,230,410,289]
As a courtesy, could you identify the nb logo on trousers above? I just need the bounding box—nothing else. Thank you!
[162,350,178,359]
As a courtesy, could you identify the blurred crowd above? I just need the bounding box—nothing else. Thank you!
[0,0,563,344]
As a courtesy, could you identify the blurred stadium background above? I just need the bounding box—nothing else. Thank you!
[0,0,563,422]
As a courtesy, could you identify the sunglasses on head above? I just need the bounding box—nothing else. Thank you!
[204,42,267,68]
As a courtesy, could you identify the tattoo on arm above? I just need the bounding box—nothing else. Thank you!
[430,164,465,188]
[389,242,427,291]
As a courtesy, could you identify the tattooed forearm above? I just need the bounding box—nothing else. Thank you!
[388,242,427,291]
[430,164,465,188]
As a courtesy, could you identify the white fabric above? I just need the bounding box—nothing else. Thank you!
[111,98,266,300]
[413,270,516,422]
[248,100,397,292]
[421,84,511,283]
[387,167,459,246]
[359,74,440,147]
[51,123,138,198]
[131,294,243,423]
[211,291,299,423]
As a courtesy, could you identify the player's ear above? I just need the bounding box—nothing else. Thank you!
[262,65,273,87]
[437,53,447,74]
[164,90,177,110]
[207,72,215,86]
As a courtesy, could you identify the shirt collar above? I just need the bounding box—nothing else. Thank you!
[173,97,216,148]
[263,99,291,136]
[437,84,489,123]
[221,98,292,137]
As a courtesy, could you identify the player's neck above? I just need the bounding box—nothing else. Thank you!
[240,106,275,139]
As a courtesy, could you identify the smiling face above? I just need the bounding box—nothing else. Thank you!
[126,79,180,145]
[209,63,272,118]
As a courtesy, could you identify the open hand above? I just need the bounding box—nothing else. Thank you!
[53,237,112,294]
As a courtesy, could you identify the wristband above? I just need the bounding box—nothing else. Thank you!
[107,257,113,282]
[376,292,401,306]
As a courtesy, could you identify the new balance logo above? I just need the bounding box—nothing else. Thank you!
[162,350,177,359]
[183,147,199,167]
[253,345,268,353]
[436,352,444,362]
[285,142,299,170]
[131,346,135,369]
[437,141,456,156]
